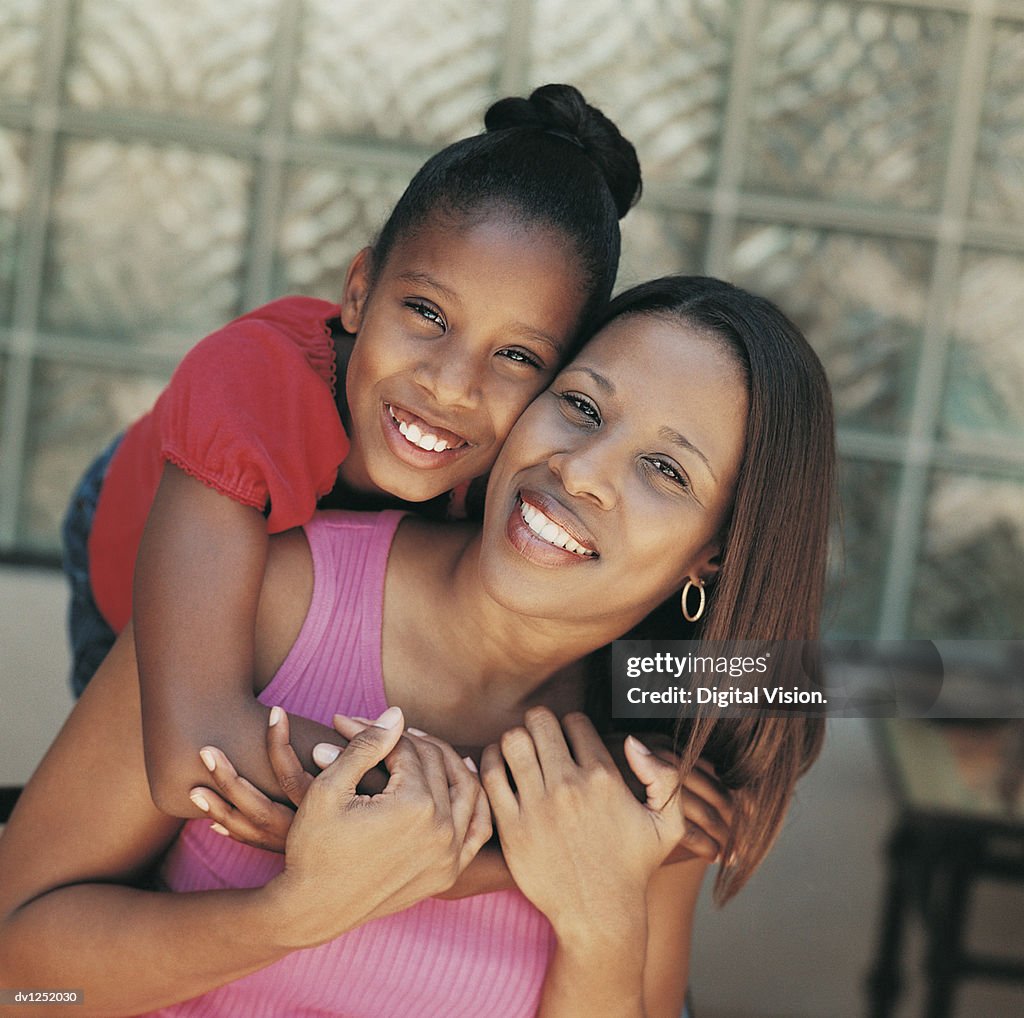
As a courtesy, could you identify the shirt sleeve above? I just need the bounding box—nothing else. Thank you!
[156,320,350,533]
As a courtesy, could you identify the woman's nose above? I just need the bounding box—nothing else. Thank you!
[547,441,618,510]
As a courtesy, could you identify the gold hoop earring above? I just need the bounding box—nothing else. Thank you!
[681,578,706,623]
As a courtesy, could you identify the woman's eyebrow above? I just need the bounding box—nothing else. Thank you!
[658,425,716,482]
[568,366,615,394]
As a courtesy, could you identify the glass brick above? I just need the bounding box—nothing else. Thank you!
[531,0,734,185]
[42,138,251,347]
[18,358,169,552]
[730,222,929,433]
[0,0,43,101]
[0,128,31,324]
[942,250,1024,445]
[292,0,504,145]
[616,208,707,292]
[910,473,1024,639]
[65,0,278,124]
[745,1,963,211]
[824,458,900,637]
[274,164,409,301]
[971,22,1024,226]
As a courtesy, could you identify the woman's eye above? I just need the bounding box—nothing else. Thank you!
[647,457,690,489]
[499,348,543,369]
[559,391,601,425]
[406,301,445,328]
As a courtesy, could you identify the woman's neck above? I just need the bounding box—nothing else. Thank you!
[383,517,620,716]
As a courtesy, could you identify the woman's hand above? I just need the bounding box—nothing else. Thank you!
[481,708,685,940]
[264,706,492,949]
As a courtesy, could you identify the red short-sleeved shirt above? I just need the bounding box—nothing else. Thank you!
[89,297,350,632]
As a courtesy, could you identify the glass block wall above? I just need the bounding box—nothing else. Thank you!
[1,0,1022,640]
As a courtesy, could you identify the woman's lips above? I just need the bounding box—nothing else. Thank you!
[505,492,599,567]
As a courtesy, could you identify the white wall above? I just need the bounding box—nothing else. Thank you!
[0,565,74,785]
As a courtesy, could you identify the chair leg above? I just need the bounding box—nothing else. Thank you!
[923,855,971,1018]
[867,820,916,1018]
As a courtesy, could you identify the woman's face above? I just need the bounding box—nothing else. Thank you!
[338,214,586,502]
[480,313,749,627]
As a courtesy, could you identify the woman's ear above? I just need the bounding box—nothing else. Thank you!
[688,540,725,588]
[340,247,375,333]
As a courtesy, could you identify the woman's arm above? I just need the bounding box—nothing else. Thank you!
[0,630,489,1016]
[482,709,704,1018]
[133,464,344,816]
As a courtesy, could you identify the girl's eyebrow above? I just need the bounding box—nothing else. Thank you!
[399,270,561,356]
[396,270,460,305]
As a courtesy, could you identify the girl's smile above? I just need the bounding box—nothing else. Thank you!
[336,216,586,503]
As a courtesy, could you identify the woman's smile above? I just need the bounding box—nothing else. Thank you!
[504,491,600,567]
[481,313,749,624]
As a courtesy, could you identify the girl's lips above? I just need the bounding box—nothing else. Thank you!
[379,402,474,469]
[386,403,471,451]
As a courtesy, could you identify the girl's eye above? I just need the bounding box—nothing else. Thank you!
[646,456,690,490]
[559,391,601,425]
[406,301,445,329]
[499,347,543,370]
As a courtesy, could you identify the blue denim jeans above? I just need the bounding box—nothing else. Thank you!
[61,434,122,697]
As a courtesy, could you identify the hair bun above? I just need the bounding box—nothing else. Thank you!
[484,84,641,219]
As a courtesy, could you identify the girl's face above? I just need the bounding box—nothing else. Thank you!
[337,215,586,502]
[480,314,749,628]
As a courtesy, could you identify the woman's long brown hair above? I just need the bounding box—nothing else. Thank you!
[598,276,837,903]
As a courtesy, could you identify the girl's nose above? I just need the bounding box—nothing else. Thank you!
[413,337,482,409]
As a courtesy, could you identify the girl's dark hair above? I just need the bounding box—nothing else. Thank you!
[601,276,836,903]
[372,84,641,342]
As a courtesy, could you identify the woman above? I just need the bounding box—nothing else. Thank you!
[0,276,835,1016]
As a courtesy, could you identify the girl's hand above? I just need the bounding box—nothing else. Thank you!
[188,707,314,853]
[481,708,685,940]
[266,706,492,949]
[188,708,395,853]
[618,736,734,866]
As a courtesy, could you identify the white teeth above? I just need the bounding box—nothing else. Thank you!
[395,414,451,453]
[518,501,595,557]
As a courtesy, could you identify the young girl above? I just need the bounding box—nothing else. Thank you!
[1,276,836,1016]
[62,84,642,813]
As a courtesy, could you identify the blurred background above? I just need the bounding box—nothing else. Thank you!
[1,1,1022,1015]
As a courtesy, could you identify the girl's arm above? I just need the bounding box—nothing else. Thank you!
[133,465,343,816]
[482,708,704,1017]
[0,629,489,1016]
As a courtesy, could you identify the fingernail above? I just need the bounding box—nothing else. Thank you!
[463,756,478,774]
[210,823,229,836]
[408,726,427,737]
[626,734,652,755]
[190,791,210,812]
[313,742,341,767]
[269,706,283,727]
[199,749,216,772]
[373,706,403,730]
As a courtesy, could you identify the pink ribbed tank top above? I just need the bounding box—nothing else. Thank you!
[150,511,554,1017]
